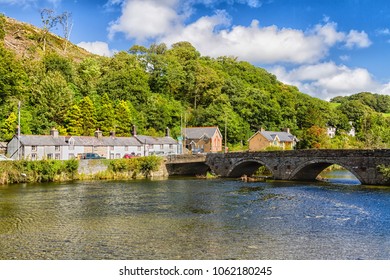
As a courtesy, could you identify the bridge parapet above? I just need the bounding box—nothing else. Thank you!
[206,149,390,186]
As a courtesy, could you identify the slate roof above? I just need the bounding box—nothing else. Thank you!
[18,135,68,146]
[135,135,178,145]
[17,135,149,146]
[71,136,142,146]
[248,130,298,143]
[260,131,297,142]
[184,127,221,140]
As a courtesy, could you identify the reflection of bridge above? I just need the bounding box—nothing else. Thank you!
[165,150,390,186]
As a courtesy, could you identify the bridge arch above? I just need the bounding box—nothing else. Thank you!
[227,159,274,178]
[289,159,363,184]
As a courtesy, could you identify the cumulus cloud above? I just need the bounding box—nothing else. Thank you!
[109,0,372,65]
[106,0,384,99]
[270,62,379,100]
[77,41,114,56]
[108,0,182,42]
[344,30,371,48]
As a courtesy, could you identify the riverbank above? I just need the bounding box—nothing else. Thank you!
[0,156,164,185]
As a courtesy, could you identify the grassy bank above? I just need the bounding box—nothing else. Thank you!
[0,156,163,185]
[0,159,79,184]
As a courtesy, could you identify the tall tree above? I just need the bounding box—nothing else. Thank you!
[114,100,132,136]
[40,9,59,52]
[98,93,115,135]
[79,96,97,135]
[0,112,17,141]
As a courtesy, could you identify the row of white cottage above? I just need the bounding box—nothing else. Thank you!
[7,128,180,160]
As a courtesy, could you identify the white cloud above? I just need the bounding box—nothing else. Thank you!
[109,1,372,65]
[108,0,181,42]
[77,41,114,56]
[270,62,379,100]
[376,28,390,35]
[379,82,390,95]
[344,30,371,48]
[106,0,383,100]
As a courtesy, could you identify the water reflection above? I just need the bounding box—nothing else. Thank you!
[1,172,390,260]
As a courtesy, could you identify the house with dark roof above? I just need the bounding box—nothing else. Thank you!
[184,126,223,153]
[7,128,179,160]
[132,127,179,156]
[248,128,298,151]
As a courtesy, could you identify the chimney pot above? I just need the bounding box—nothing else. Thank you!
[94,129,103,139]
[50,127,59,138]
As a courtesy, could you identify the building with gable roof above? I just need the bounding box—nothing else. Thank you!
[184,126,223,153]
[7,127,179,160]
[248,128,298,151]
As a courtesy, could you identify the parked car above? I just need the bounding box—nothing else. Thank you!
[123,153,137,159]
[0,154,13,161]
[80,153,106,159]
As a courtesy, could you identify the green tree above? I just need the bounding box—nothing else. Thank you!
[114,100,132,136]
[29,71,73,134]
[98,51,150,104]
[98,93,115,135]
[0,44,27,106]
[76,57,102,96]
[64,104,83,135]
[0,112,17,141]
[79,96,96,135]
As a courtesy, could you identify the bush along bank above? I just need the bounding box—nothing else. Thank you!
[378,165,390,182]
[0,156,164,185]
[0,159,79,184]
[91,156,164,180]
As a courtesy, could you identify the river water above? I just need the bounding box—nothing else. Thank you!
[1,171,390,260]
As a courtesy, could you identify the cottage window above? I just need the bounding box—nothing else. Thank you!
[31,146,37,152]
[169,144,173,149]
[55,146,60,152]
[47,153,53,159]
[160,144,164,150]
[110,153,115,159]
[31,153,37,160]
[110,146,114,151]
[55,153,60,160]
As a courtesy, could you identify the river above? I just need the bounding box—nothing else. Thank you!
[1,170,390,260]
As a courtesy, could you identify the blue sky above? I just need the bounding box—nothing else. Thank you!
[1,0,390,100]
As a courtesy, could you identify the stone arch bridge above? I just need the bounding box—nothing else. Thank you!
[165,149,390,186]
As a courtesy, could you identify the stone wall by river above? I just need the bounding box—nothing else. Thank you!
[77,159,169,179]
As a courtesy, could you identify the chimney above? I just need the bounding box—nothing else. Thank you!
[165,127,170,137]
[50,127,59,138]
[260,127,265,132]
[94,129,103,139]
[109,131,115,138]
[283,128,290,134]
[132,125,137,136]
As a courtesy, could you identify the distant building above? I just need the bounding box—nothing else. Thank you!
[327,126,337,138]
[327,122,356,138]
[133,128,180,156]
[248,128,298,151]
[184,126,223,153]
[7,128,179,160]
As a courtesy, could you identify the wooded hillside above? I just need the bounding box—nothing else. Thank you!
[1,14,389,149]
